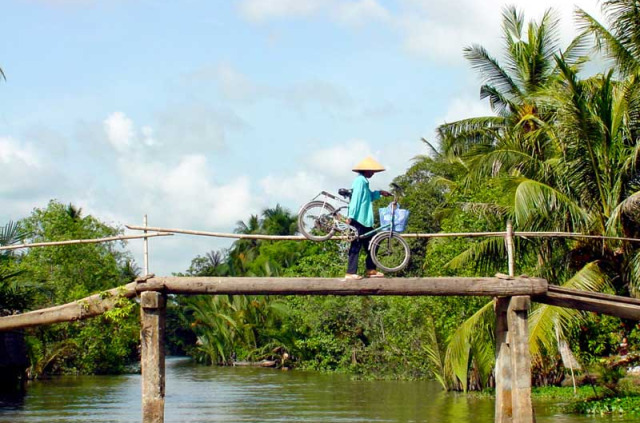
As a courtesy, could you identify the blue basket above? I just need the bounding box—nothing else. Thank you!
[379,204,410,232]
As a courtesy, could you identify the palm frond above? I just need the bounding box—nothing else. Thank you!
[529,262,609,357]
[514,179,590,231]
[443,301,494,392]
[464,44,522,100]
[421,313,448,390]
[605,190,640,237]
[628,250,640,297]
[575,8,637,75]
[559,30,592,68]
[445,236,506,274]
[437,116,506,157]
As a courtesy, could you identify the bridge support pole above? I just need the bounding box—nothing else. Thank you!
[495,297,512,423]
[495,296,534,423]
[140,291,166,423]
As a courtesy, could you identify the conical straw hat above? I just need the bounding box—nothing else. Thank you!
[352,156,386,173]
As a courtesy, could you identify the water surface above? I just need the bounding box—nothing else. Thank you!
[0,357,634,422]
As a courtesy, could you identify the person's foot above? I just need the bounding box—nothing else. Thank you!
[365,270,385,278]
[344,273,363,280]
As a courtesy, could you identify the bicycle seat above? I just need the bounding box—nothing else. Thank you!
[338,188,352,199]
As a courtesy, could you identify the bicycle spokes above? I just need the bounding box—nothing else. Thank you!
[297,201,337,241]
[370,233,410,273]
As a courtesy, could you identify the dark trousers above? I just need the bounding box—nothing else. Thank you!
[347,220,375,274]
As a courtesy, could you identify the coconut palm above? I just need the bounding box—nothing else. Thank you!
[0,221,32,313]
[261,204,297,236]
[577,0,640,77]
[230,214,262,274]
[442,61,640,390]
[433,5,640,391]
[438,6,588,163]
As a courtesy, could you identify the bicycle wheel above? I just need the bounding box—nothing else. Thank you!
[369,232,410,273]
[297,201,336,241]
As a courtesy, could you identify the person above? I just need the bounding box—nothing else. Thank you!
[344,156,391,280]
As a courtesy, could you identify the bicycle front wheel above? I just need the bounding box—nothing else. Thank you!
[370,232,410,273]
[297,201,336,241]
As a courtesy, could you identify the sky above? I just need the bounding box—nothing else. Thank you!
[0,0,605,276]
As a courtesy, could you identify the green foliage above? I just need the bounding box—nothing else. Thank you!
[12,201,141,376]
[183,294,293,365]
[18,200,131,303]
[571,395,640,416]
[0,221,32,313]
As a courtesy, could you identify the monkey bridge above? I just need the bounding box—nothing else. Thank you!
[1,222,640,423]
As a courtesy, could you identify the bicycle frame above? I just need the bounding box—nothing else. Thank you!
[312,191,349,205]
[359,201,397,241]
[304,190,398,241]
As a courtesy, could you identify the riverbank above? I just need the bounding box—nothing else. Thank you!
[534,384,640,416]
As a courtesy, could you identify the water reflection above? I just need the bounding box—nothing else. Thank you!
[0,357,635,422]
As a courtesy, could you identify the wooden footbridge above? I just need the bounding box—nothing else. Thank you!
[1,222,640,423]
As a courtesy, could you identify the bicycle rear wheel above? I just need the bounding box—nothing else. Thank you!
[369,232,410,273]
[297,201,336,241]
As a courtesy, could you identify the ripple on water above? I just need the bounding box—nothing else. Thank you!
[1,357,637,422]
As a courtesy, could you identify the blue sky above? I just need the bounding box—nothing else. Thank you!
[0,0,604,275]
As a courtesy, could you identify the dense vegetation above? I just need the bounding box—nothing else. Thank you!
[3,0,640,415]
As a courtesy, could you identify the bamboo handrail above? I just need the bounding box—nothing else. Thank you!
[126,225,309,240]
[0,232,173,251]
[3,225,639,253]
[125,225,640,243]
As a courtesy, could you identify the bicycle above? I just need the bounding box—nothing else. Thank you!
[297,188,410,273]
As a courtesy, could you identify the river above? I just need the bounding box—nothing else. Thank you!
[0,357,635,422]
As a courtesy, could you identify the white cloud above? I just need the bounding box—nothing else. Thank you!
[258,137,420,213]
[393,0,604,63]
[0,136,66,217]
[205,63,353,110]
[439,95,493,124]
[237,0,390,26]
[104,112,135,153]
[141,126,156,147]
[306,139,373,178]
[154,104,245,154]
[237,0,604,63]
[332,0,391,26]
[117,153,255,231]
[215,63,264,103]
[238,0,329,22]
[0,136,40,167]
[101,107,244,160]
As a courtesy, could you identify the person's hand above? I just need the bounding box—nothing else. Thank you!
[346,218,352,224]
[380,190,391,197]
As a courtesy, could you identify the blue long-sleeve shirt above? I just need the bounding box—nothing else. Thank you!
[347,174,381,227]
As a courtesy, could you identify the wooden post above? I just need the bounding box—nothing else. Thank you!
[494,297,512,423]
[495,296,534,423]
[508,296,534,423]
[506,221,515,278]
[140,291,166,423]
[143,215,149,276]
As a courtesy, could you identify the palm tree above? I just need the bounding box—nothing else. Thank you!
[431,6,640,391]
[0,221,31,313]
[261,204,297,236]
[230,214,262,274]
[577,0,640,77]
[65,203,83,221]
[438,6,588,163]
